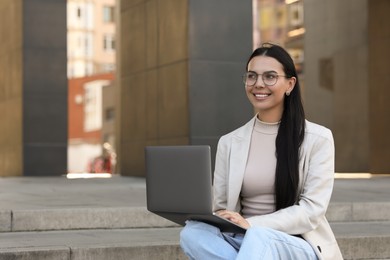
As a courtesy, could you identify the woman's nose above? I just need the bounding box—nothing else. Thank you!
[254,78,265,88]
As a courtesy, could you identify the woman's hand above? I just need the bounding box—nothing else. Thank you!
[216,210,250,229]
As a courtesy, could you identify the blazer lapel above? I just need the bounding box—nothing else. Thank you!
[227,118,255,210]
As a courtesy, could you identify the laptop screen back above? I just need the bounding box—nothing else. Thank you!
[145,145,213,215]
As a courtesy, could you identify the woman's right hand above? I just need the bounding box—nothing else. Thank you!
[216,210,250,229]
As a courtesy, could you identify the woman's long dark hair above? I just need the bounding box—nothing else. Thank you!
[246,43,306,211]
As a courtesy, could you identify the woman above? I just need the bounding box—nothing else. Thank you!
[180,43,343,260]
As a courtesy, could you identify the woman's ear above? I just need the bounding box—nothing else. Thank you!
[287,76,296,93]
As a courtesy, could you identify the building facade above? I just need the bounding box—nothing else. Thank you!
[115,0,390,176]
[67,0,116,173]
[0,0,67,176]
[1,0,389,176]
[115,0,253,176]
[67,0,116,78]
[68,73,114,173]
[304,0,390,173]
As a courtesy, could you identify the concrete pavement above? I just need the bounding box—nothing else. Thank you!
[1,174,390,210]
[0,174,390,259]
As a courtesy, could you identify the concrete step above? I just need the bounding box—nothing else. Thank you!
[2,201,390,232]
[332,221,390,260]
[1,176,390,232]
[1,207,178,232]
[0,227,186,260]
[326,201,390,222]
[0,222,390,260]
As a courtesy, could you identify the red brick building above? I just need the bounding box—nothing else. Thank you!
[68,73,114,172]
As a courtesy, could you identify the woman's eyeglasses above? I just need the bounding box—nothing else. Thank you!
[242,71,287,87]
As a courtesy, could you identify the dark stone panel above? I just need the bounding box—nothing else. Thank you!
[368,0,390,173]
[189,60,253,138]
[22,0,67,49]
[20,0,68,176]
[189,0,252,62]
[23,93,67,143]
[187,0,253,161]
[190,136,219,173]
[23,144,67,176]
[23,47,67,95]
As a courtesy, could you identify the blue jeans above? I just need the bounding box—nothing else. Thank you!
[180,221,318,260]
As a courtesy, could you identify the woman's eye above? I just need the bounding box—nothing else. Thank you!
[264,73,277,79]
[248,74,257,79]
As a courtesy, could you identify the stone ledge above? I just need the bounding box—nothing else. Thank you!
[0,228,185,260]
[0,210,11,232]
[1,223,390,260]
[71,245,186,260]
[0,246,70,260]
[327,202,390,222]
[6,202,390,233]
[332,221,390,260]
[337,236,390,260]
[11,207,178,232]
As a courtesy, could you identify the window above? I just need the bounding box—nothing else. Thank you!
[85,62,94,76]
[83,81,109,132]
[77,7,82,18]
[84,85,101,132]
[84,34,93,57]
[289,3,304,27]
[103,35,115,52]
[102,63,115,72]
[103,6,115,23]
[105,108,115,121]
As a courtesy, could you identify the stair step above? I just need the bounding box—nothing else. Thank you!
[0,228,185,260]
[326,202,390,222]
[2,176,390,233]
[1,222,390,260]
[0,228,186,260]
[331,221,390,260]
[2,201,390,232]
[9,207,178,232]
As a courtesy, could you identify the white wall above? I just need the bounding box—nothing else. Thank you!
[68,143,101,173]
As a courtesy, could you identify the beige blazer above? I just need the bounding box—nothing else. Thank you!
[213,116,343,260]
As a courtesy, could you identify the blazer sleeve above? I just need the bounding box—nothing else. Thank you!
[246,128,335,235]
[213,136,230,212]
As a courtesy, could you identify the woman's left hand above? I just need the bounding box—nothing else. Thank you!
[216,210,250,229]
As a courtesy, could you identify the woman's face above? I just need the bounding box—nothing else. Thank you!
[245,55,296,122]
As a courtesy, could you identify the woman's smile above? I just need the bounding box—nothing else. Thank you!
[253,92,271,100]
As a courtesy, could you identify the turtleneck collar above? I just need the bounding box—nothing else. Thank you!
[254,116,280,135]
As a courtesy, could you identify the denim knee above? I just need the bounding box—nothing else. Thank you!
[180,221,214,248]
[180,223,193,245]
[180,221,239,260]
[245,226,274,239]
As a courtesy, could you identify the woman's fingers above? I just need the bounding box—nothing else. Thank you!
[216,210,250,229]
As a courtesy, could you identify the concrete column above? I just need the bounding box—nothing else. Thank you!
[188,1,253,155]
[304,0,390,173]
[0,0,67,176]
[116,0,253,176]
[0,1,23,176]
[368,0,390,173]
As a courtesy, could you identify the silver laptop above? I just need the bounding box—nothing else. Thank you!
[145,145,246,234]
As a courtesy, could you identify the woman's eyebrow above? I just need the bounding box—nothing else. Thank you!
[247,70,278,74]
[263,70,278,74]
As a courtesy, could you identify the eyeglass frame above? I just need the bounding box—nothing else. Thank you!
[242,71,290,87]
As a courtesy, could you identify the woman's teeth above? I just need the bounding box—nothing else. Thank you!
[255,94,269,98]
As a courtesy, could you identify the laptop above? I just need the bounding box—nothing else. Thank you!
[145,145,246,234]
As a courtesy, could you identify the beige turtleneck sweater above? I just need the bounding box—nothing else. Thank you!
[240,117,279,218]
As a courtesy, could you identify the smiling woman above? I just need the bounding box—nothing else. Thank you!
[179,43,343,260]
[244,55,296,123]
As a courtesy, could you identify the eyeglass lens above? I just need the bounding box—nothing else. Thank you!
[243,72,278,86]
